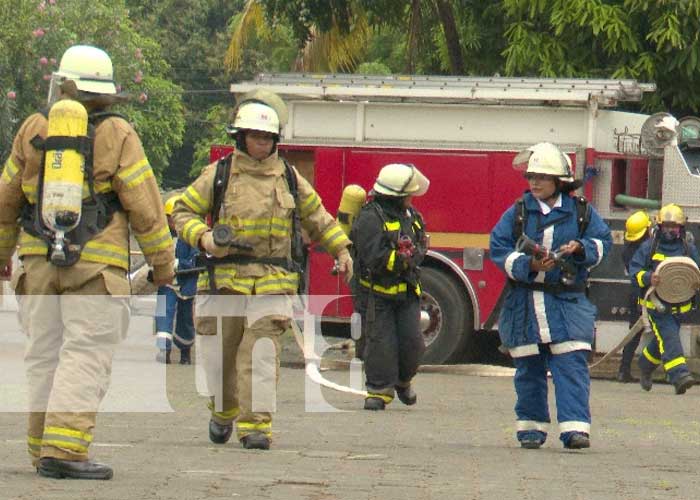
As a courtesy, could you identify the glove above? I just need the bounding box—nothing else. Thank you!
[200,231,229,258]
[336,248,353,283]
[151,263,175,287]
[396,235,416,261]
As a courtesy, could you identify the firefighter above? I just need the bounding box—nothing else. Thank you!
[350,163,429,411]
[155,195,199,364]
[0,45,174,479]
[172,94,352,450]
[617,210,652,382]
[490,142,612,450]
[629,203,699,394]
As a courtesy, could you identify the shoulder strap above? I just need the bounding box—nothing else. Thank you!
[281,158,299,202]
[574,196,591,237]
[512,197,527,240]
[211,153,232,226]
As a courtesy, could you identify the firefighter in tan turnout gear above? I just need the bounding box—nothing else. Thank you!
[172,92,352,450]
[0,45,175,480]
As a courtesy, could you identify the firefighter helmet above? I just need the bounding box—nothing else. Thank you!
[230,102,280,135]
[164,195,179,216]
[53,45,117,95]
[513,142,574,183]
[656,203,685,226]
[372,163,429,197]
[624,211,651,241]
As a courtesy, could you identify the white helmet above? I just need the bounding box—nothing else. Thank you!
[372,163,429,197]
[53,45,117,95]
[231,102,280,135]
[513,142,574,182]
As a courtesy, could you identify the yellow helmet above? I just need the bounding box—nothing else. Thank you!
[656,203,685,225]
[624,211,651,241]
[164,195,179,216]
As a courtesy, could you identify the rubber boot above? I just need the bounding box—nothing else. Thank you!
[639,370,653,392]
[240,432,270,450]
[37,457,113,480]
[364,397,386,411]
[155,349,171,364]
[179,348,191,365]
[674,373,695,395]
[564,433,590,450]
[209,419,233,444]
[395,385,417,405]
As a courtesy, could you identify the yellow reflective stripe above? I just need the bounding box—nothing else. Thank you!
[651,253,666,261]
[0,227,17,248]
[18,232,48,254]
[42,439,89,453]
[93,180,112,194]
[359,278,407,295]
[384,221,401,231]
[22,183,38,204]
[137,225,172,254]
[367,393,394,404]
[320,225,349,254]
[183,219,208,247]
[254,273,299,294]
[236,421,272,437]
[649,316,665,355]
[300,193,321,218]
[82,241,129,268]
[197,271,255,294]
[664,356,687,371]
[387,250,396,271]
[1,157,19,183]
[640,298,693,313]
[43,426,93,442]
[636,270,646,288]
[117,158,154,189]
[642,347,662,365]
[207,401,240,420]
[181,186,209,215]
[413,219,423,230]
[27,436,42,455]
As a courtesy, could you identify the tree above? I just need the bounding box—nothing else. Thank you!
[501,0,700,114]
[0,0,184,176]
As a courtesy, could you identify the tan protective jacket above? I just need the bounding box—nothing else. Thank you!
[0,111,174,282]
[173,149,349,294]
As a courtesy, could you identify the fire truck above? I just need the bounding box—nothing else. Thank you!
[214,73,700,367]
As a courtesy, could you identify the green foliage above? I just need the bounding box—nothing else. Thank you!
[0,0,184,179]
[191,104,231,177]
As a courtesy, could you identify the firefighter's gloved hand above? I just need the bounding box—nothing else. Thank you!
[152,263,175,287]
[396,235,416,261]
[336,248,353,283]
[200,231,229,258]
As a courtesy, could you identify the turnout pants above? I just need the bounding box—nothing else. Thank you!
[356,291,425,402]
[15,256,130,464]
[513,346,591,445]
[195,293,290,441]
[155,286,195,351]
[638,310,690,384]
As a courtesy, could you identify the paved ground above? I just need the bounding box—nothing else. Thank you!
[2,311,700,500]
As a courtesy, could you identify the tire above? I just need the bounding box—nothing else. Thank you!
[419,267,475,364]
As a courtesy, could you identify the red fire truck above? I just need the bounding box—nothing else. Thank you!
[213,73,700,367]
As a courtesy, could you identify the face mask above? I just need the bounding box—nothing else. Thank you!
[660,226,681,241]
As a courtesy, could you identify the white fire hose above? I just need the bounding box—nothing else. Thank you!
[590,256,700,369]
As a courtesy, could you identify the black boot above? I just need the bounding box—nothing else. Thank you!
[639,370,653,392]
[674,373,695,395]
[364,397,386,411]
[37,457,113,480]
[240,432,270,450]
[564,433,590,450]
[616,368,632,383]
[209,419,233,444]
[179,348,191,365]
[155,349,171,364]
[395,385,417,405]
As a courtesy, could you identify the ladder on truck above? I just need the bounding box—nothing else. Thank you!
[229,73,656,149]
[230,73,656,107]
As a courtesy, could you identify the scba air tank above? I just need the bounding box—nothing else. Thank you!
[337,184,367,236]
[41,99,88,263]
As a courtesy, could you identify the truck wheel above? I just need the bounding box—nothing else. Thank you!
[419,267,475,364]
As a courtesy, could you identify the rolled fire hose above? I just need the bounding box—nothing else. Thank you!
[590,256,700,369]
